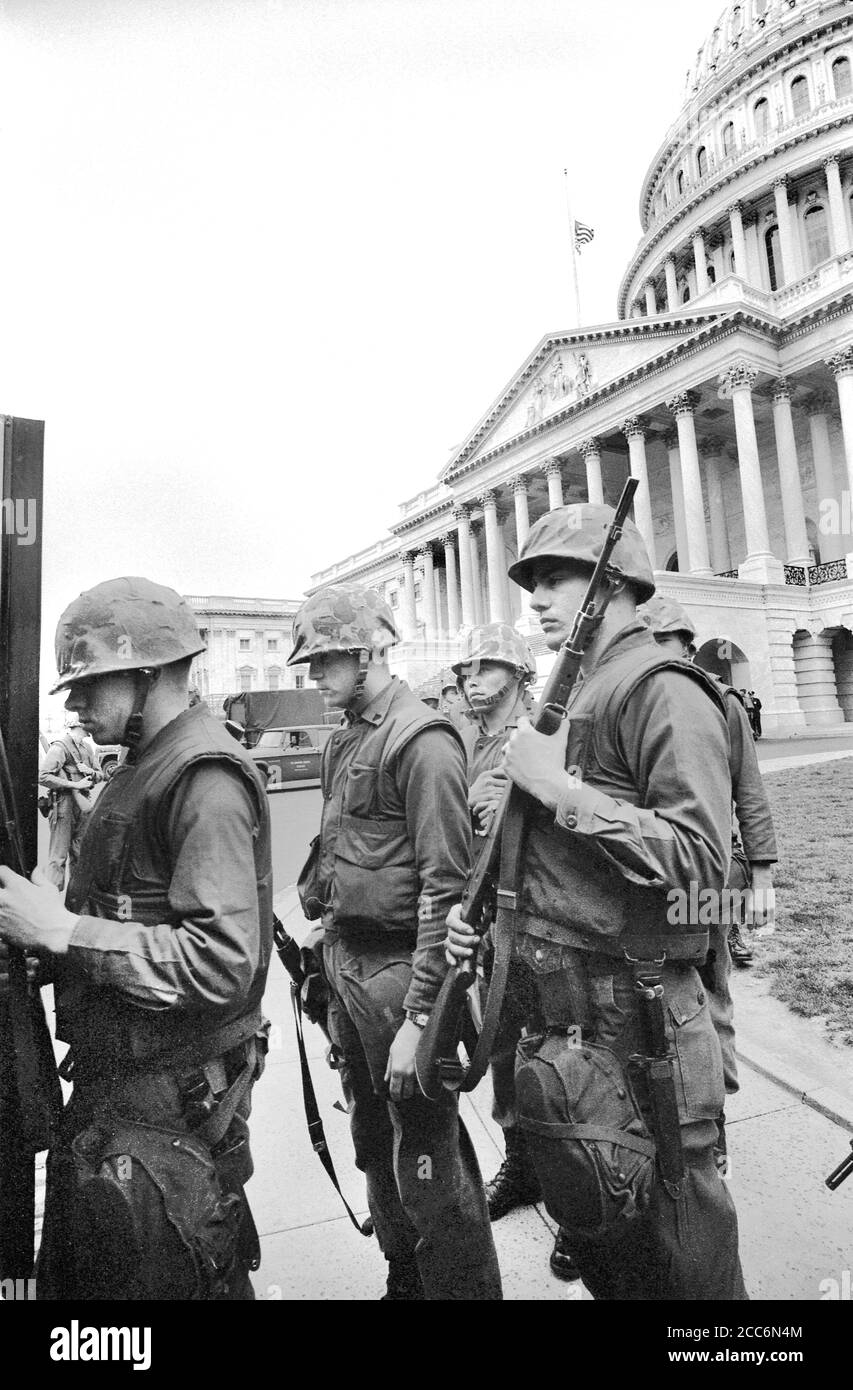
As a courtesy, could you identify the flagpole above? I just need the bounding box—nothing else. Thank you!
[563,168,582,330]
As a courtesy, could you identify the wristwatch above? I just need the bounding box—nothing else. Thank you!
[405,1010,430,1028]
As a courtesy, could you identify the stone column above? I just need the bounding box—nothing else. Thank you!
[417,543,438,643]
[666,392,712,575]
[664,257,678,312]
[621,416,656,566]
[743,213,761,285]
[718,362,783,582]
[824,158,850,258]
[827,345,853,501]
[399,550,418,639]
[442,533,460,634]
[728,202,748,280]
[511,475,531,551]
[664,431,689,572]
[806,392,845,563]
[579,438,604,504]
[544,460,564,510]
[453,505,476,628]
[699,436,731,572]
[770,377,811,567]
[692,228,709,296]
[793,631,845,727]
[480,489,507,623]
[710,235,726,285]
[772,176,797,286]
[469,521,484,626]
[644,281,658,316]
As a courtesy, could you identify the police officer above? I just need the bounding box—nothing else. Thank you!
[447,505,748,1300]
[0,578,272,1299]
[640,596,778,1161]
[288,584,501,1301]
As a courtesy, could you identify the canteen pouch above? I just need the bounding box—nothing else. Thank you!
[67,1111,245,1300]
[516,1033,657,1237]
[297,834,324,920]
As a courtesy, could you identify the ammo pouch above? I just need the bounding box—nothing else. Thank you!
[297,834,325,920]
[516,1033,657,1237]
[68,1112,246,1300]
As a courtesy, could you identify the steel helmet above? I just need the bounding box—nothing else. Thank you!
[451,623,537,682]
[640,596,696,642]
[507,503,656,602]
[287,584,400,665]
[50,578,206,694]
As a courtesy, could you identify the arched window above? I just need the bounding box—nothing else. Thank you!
[707,263,716,284]
[722,122,735,156]
[790,75,810,118]
[697,146,707,178]
[754,96,770,137]
[833,56,852,99]
[804,205,830,267]
[676,169,685,195]
[765,224,781,290]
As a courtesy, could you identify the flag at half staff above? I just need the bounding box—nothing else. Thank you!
[574,219,595,252]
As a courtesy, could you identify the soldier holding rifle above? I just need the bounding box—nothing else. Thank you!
[445,504,747,1300]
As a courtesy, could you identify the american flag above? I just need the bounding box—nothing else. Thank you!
[574,219,594,253]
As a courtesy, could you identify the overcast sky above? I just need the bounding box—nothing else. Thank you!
[0,0,728,703]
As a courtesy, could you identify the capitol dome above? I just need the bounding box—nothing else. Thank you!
[619,0,853,317]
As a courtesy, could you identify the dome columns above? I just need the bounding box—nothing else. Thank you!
[727,204,748,281]
[772,176,798,287]
[824,158,851,259]
[692,229,710,297]
[644,281,658,316]
[664,257,678,313]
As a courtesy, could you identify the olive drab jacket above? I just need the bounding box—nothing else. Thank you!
[316,677,470,1015]
[61,705,273,1079]
[518,623,732,961]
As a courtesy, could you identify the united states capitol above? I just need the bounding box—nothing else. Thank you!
[306,0,853,737]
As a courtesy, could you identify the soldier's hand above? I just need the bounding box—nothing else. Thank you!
[0,866,77,956]
[468,768,507,816]
[502,716,572,812]
[384,1019,421,1104]
[748,865,775,936]
[445,903,480,966]
[0,940,39,996]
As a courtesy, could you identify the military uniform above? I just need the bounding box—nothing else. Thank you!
[289,587,501,1301]
[34,579,273,1301]
[502,507,747,1301]
[39,728,100,890]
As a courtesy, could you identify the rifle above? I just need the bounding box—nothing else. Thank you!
[415,477,639,1101]
[0,415,62,1279]
[826,1139,853,1191]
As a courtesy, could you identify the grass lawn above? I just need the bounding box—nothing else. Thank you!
[758,758,853,1046]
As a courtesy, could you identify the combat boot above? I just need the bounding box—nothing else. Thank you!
[380,1257,425,1301]
[728,924,754,967]
[485,1127,541,1221]
[549,1225,580,1281]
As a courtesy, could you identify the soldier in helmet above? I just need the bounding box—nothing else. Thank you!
[446,504,747,1300]
[640,596,778,1164]
[0,578,273,1299]
[288,583,501,1300]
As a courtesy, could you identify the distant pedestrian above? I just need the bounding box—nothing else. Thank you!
[39,719,103,890]
[749,691,762,738]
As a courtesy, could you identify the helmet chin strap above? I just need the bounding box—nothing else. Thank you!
[122,668,159,763]
[461,670,520,713]
[346,650,371,710]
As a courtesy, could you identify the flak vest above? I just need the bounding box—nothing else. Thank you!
[519,642,728,962]
[61,707,273,1077]
[319,684,464,936]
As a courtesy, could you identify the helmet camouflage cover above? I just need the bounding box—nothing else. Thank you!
[287,584,400,665]
[451,623,537,681]
[507,503,656,603]
[639,596,696,642]
[51,577,206,694]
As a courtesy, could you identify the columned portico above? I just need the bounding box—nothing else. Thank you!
[399,550,418,639]
[718,363,783,583]
[442,533,460,633]
[644,281,657,316]
[692,228,709,296]
[728,203,748,280]
[663,430,689,572]
[469,521,484,625]
[544,460,564,510]
[453,505,476,628]
[806,393,845,563]
[772,176,797,285]
[621,416,656,566]
[664,257,678,312]
[417,542,438,641]
[511,475,530,549]
[480,489,507,623]
[769,378,810,567]
[699,436,731,573]
[824,159,850,258]
[579,438,604,505]
[742,213,761,285]
[666,392,712,576]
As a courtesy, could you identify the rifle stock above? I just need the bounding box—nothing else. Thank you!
[415,477,639,1101]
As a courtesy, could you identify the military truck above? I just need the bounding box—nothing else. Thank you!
[221,688,333,790]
